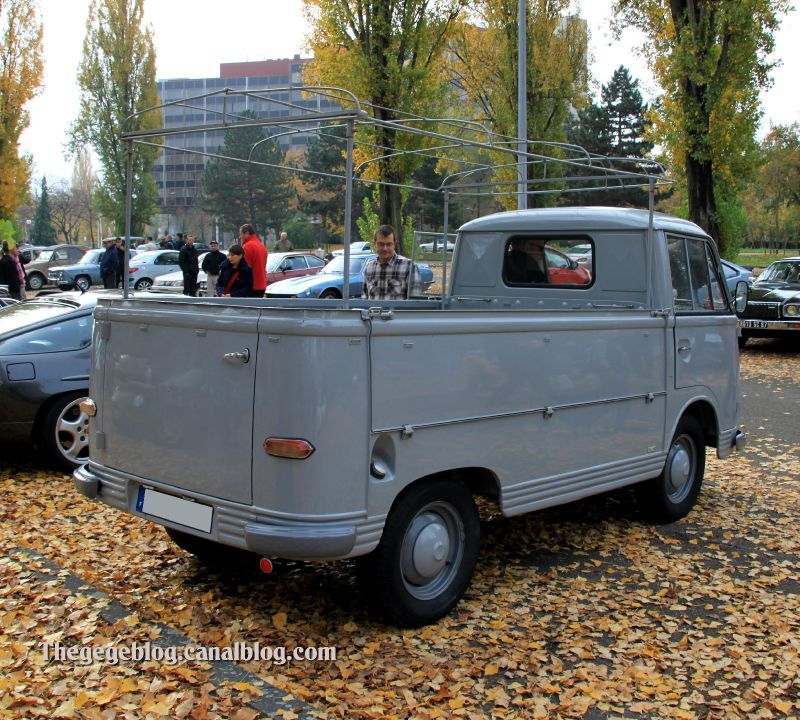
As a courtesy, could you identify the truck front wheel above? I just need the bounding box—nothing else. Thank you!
[636,415,705,523]
[358,478,480,627]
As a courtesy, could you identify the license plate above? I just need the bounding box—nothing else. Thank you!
[136,486,213,533]
[740,320,770,329]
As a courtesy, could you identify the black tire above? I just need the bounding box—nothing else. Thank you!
[75,275,91,291]
[319,289,340,299]
[738,334,749,349]
[165,527,254,565]
[28,273,45,291]
[636,415,705,523]
[41,392,91,471]
[134,278,152,291]
[357,478,480,627]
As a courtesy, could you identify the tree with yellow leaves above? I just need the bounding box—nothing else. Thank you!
[614,0,788,256]
[69,0,160,235]
[303,0,468,252]
[449,0,589,208]
[0,0,43,219]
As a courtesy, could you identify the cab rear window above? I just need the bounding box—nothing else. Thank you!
[503,237,593,287]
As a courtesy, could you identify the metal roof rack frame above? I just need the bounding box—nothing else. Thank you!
[119,86,672,308]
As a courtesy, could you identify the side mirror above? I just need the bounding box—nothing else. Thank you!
[734,280,748,314]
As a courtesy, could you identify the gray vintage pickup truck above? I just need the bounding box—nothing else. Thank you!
[74,206,745,626]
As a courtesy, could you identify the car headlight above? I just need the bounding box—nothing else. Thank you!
[784,304,799,317]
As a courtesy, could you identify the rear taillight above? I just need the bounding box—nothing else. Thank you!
[129,267,138,273]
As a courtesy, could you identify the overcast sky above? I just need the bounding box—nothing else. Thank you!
[19,0,799,184]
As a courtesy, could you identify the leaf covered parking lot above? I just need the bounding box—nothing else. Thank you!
[1,341,799,720]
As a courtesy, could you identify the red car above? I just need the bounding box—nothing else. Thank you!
[265,252,326,287]
[545,246,592,285]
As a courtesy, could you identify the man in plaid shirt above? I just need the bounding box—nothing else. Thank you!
[362,225,422,300]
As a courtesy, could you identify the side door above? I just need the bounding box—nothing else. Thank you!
[153,251,180,279]
[667,236,738,418]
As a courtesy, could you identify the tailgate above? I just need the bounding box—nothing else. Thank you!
[93,301,259,504]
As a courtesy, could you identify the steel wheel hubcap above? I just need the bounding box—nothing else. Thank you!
[56,398,91,464]
[400,502,463,600]
[666,434,695,502]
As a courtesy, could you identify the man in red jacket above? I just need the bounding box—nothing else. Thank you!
[239,224,268,297]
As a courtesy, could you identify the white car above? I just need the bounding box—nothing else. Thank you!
[419,240,455,253]
[565,243,593,267]
[332,241,372,256]
[127,250,182,291]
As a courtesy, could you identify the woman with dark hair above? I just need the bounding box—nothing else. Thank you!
[0,241,24,300]
[215,244,254,297]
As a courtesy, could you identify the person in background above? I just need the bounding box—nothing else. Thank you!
[174,232,186,251]
[239,223,267,298]
[0,241,23,300]
[100,237,119,289]
[362,224,422,300]
[178,234,199,296]
[114,237,125,287]
[216,244,253,297]
[161,234,175,250]
[140,236,157,252]
[201,239,225,297]
[275,231,293,252]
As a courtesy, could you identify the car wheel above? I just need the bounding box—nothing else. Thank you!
[134,278,152,291]
[75,275,91,291]
[165,527,255,565]
[357,478,480,627]
[28,273,44,291]
[319,289,340,299]
[41,392,91,471]
[636,415,705,523]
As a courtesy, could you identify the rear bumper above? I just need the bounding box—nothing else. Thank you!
[717,427,747,459]
[73,462,362,560]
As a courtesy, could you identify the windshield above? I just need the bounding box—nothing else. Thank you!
[0,300,79,336]
[321,256,369,274]
[34,250,54,262]
[756,261,800,284]
[79,249,104,265]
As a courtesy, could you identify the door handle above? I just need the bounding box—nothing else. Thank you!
[223,349,250,363]
[677,344,691,353]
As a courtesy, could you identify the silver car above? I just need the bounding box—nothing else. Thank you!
[127,250,181,291]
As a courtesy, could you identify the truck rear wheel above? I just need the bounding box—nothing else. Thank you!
[358,478,480,627]
[636,415,705,523]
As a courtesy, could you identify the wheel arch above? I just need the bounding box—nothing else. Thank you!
[388,466,502,516]
[673,398,719,449]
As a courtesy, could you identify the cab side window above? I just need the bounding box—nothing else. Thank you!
[668,236,728,313]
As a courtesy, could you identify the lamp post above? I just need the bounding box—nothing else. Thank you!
[309,217,323,255]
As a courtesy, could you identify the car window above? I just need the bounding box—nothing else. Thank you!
[156,252,179,265]
[668,236,727,313]
[289,256,307,270]
[721,262,736,279]
[54,248,69,261]
[503,237,593,287]
[68,248,84,260]
[306,256,324,268]
[0,315,92,355]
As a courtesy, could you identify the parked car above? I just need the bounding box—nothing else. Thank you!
[0,292,97,469]
[720,259,753,294]
[419,239,456,253]
[150,252,327,295]
[565,243,593,268]
[332,241,373,256]
[24,244,88,291]
[266,253,434,298]
[48,248,105,291]
[737,257,800,347]
[544,247,592,284]
[127,250,182,291]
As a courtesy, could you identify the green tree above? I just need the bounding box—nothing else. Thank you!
[0,0,43,219]
[449,0,589,208]
[199,112,295,237]
[30,176,55,245]
[69,0,160,235]
[298,125,368,238]
[614,0,788,255]
[304,0,468,253]
[566,65,652,206]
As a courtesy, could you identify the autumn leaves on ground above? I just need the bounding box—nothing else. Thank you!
[1,343,799,720]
